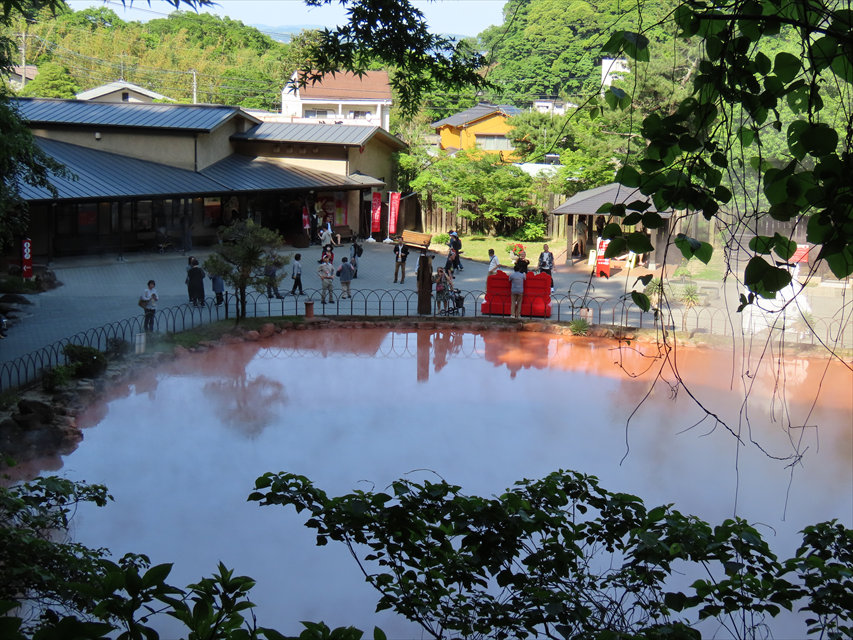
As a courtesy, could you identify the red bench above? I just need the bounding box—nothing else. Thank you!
[481,271,552,317]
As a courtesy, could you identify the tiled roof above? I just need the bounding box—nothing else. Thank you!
[12,97,258,132]
[201,155,384,192]
[431,103,523,128]
[551,183,671,216]
[20,138,226,202]
[76,81,168,101]
[292,71,392,102]
[233,121,406,150]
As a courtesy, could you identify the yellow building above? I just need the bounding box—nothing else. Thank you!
[431,102,521,161]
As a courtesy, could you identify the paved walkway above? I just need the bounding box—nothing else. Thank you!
[1,240,848,364]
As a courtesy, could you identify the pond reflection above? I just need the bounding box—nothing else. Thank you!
[49,329,852,639]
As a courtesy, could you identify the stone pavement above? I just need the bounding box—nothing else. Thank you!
[1,240,848,365]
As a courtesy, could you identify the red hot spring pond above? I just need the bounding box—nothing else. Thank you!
[35,328,853,638]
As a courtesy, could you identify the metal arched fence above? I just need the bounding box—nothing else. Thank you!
[1,288,848,393]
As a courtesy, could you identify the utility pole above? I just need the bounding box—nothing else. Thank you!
[191,69,197,104]
[20,25,28,87]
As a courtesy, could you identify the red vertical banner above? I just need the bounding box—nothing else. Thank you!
[21,237,33,279]
[370,192,382,233]
[388,192,401,235]
[301,205,310,229]
[595,238,611,277]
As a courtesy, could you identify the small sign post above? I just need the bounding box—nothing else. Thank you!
[21,237,33,279]
[595,238,610,277]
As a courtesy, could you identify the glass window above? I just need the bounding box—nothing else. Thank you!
[349,110,371,119]
[203,197,221,227]
[78,203,98,235]
[475,135,514,151]
[305,109,330,118]
[135,200,153,231]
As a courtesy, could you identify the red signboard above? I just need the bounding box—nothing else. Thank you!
[370,192,382,233]
[595,238,610,277]
[388,192,401,235]
[302,205,310,229]
[21,237,33,279]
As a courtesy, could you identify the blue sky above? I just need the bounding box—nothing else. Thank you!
[65,0,506,37]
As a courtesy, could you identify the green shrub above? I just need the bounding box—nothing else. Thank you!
[62,344,108,378]
[42,364,77,392]
[432,233,449,246]
[0,276,40,294]
[512,221,547,243]
[0,389,20,410]
[105,337,130,358]
[569,318,590,336]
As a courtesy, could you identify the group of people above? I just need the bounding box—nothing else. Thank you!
[138,233,560,328]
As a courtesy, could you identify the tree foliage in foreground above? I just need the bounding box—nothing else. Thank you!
[0,475,373,640]
[203,220,286,321]
[251,469,853,640]
[594,0,853,309]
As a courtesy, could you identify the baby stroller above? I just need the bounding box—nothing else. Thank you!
[438,289,466,316]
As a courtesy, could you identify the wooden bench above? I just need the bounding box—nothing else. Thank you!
[332,225,354,243]
[401,230,432,251]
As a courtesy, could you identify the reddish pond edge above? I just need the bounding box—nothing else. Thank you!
[0,316,843,480]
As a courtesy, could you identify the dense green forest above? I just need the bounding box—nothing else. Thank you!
[5,6,314,109]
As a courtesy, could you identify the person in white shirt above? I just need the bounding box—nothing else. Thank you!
[488,248,500,276]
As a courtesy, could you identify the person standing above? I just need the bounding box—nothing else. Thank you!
[140,280,158,332]
[576,217,588,258]
[186,258,206,306]
[318,255,335,304]
[450,231,463,271]
[337,257,355,299]
[488,248,500,276]
[290,253,304,295]
[509,263,526,319]
[350,239,362,278]
[537,244,555,292]
[515,249,530,273]
[265,260,284,299]
[433,267,453,313]
[320,226,333,250]
[209,272,225,306]
[393,236,409,283]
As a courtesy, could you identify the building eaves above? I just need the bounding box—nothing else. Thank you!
[12,97,260,133]
[551,183,671,216]
[201,155,385,192]
[233,122,407,150]
[20,138,382,202]
[20,138,228,202]
[431,103,522,129]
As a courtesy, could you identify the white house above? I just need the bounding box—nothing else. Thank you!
[601,58,630,89]
[280,70,392,130]
[75,80,171,103]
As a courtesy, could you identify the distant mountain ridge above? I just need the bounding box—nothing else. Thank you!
[252,24,472,43]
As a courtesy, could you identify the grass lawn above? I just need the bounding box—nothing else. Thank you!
[429,235,556,264]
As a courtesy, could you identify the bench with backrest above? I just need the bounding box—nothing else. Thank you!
[332,225,354,243]
[401,230,432,251]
